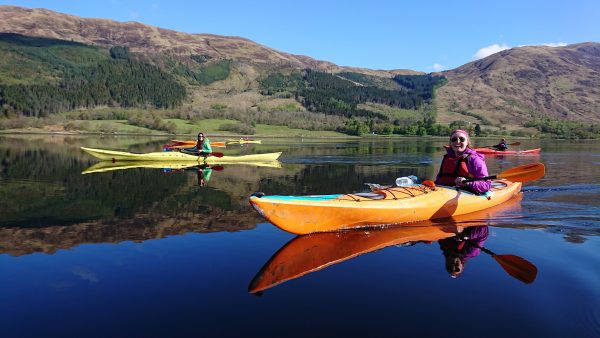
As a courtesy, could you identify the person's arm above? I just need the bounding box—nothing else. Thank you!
[466,156,491,193]
[202,138,213,153]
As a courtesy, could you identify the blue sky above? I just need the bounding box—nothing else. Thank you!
[1,0,598,72]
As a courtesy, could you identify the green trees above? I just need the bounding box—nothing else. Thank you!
[524,118,600,138]
[0,34,186,117]
[259,70,449,136]
[0,59,186,117]
[260,70,446,122]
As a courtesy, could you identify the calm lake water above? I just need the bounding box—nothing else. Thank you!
[1,135,599,337]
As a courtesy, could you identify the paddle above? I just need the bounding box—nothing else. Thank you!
[472,243,538,284]
[200,164,224,171]
[174,147,224,158]
[482,141,521,149]
[205,152,224,158]
[464,162,545,183]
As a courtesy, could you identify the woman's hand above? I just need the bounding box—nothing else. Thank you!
[454,177,466,186]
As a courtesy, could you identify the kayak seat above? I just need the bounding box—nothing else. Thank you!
[353,192,386,200]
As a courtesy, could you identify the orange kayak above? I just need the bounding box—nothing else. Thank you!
[474,148,541,155]
[249,224,460,293]
[169,140,226,147]
[249,196,523,293]
[250,180,522,235]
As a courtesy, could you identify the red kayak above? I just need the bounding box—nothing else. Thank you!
[474,147,541,155]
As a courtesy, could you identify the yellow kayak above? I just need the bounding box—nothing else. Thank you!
[226,139,262,145]
[80,147,281,163]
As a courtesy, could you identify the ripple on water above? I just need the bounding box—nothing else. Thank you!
[585,300,600,336]
[517,184,600,235]
[287,154,432,165]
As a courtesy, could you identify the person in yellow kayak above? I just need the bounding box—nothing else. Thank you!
[435,129,491,194]
[439,225,489,278]
[182,132,213,157]
[494,138,509,151]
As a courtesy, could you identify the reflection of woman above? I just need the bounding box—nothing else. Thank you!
[197,165,213,187]
[438,226,489,278]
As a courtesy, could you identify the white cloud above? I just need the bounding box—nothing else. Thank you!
[474,43,511,60]
[541,42,568,47]
[72,267,99,283]
[432,63,445,71]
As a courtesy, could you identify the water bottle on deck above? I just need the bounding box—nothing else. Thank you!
[396,175,419,186]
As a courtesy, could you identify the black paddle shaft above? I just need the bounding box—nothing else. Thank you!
[464,175,497,183]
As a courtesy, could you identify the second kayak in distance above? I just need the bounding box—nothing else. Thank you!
[474,148,541,155]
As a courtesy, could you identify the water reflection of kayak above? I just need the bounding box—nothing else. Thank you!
[249,225,460,293]
[250,180,521,235]
[82,159,282,174]
[81,147,281,163]
[474,148,541,155]
[249,198,523,293]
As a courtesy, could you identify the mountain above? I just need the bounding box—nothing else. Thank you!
[0,5,599,137]
[0,5,416,76]
[436,43,600,126]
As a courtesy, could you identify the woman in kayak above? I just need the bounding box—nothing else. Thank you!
[439,225,489,278]
[494,138,509,151]
[183,132,213,156]
[435,129,491,194]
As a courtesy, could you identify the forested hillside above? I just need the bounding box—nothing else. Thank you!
[0,32,452,136]
[0,33,186,117]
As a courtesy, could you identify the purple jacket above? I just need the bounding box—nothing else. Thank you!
[436,147,491,194]
[439,226,489,262]
[459,226,489,261]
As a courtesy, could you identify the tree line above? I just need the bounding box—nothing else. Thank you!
[259,70,446,122]
[1,59,186,117]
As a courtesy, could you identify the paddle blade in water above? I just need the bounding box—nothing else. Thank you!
[494,254,538,284]
[209,152,224,158]
[497,163,545,183]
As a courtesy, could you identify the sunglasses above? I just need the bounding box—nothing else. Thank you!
[451,136,466,142]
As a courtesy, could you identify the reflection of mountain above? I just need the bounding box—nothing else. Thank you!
[0,208,262,257]
[0,138,294,228]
